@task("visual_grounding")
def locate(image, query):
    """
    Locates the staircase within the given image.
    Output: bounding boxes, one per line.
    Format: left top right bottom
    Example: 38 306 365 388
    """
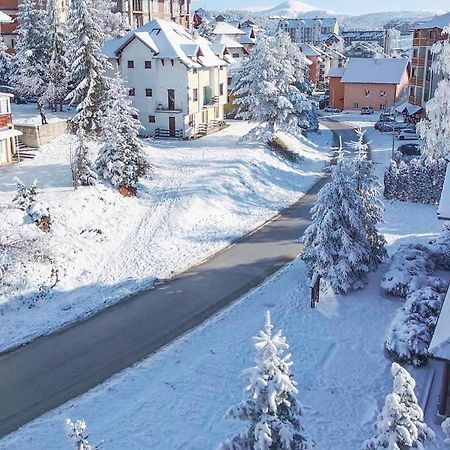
12 139 39 162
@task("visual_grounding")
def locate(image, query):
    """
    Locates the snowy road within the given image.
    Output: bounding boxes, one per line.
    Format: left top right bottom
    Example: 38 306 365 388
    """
0 120 359 438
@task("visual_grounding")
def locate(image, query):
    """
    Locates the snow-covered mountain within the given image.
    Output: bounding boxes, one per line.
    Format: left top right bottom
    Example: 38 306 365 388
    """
343 10 435 30
259 0 337 18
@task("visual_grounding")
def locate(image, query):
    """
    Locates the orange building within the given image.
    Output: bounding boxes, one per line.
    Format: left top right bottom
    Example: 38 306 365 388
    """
327 67 345 109
329 58 409 111
1 1 18 52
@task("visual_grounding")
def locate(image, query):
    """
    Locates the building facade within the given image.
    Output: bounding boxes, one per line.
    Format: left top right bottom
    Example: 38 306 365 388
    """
0 92 22 165
104 19 229 139
1 1 19 52
277 17 339 44
342 30 394 54
408 12 450 107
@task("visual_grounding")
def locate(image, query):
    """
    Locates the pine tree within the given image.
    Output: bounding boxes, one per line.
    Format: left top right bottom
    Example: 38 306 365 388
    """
66 419 95 450
442 417 450 445
0 38 12 86
417 25 450 161
66 0 110 133
234 32 316 143
384 160 398 200
93 0 128 39
396 161 410 202
96 74 147 191
302 152 371 294
218 311 313 450
44 0 68 112
349 129 387 270
12 0 51 99
362 363 435 449
70 129 98 188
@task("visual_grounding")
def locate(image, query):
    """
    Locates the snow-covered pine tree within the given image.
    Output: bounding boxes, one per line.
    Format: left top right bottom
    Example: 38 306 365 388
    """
12 177 37 210
96 74 147 192
349 129 386 270
0 38 12 86
384 159 398 200
442 417 450 445
408 157 433 204
396 160 410 202
362 362 435 449
234 32 315 143
12 0 51 99
93 0 128 39
44 0 68 112
302 151 371 294
65 0 111 134
67 419 95 450
417 25 450 161
218 311 313 450
70 129 98 188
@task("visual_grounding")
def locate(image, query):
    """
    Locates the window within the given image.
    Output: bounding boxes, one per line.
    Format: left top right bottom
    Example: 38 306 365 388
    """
145 60 152 69
149 115 156 123
168 89 175 110
232 53 240 58
380 104 385 110
353 102 359 109
188 115 194 127
127 60 134 68
193 68 198 74
219 83 224 96
380 90 386 97
171 59 174 66
128 88 135 96
145 88 153 97
193 88 198 102
364 89 371 97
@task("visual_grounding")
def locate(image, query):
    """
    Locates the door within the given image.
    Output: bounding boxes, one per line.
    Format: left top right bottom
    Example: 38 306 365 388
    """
169 117 176 137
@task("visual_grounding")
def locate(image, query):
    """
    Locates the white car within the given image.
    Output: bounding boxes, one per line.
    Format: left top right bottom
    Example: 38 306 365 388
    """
397 129 419 140
324 107 342 113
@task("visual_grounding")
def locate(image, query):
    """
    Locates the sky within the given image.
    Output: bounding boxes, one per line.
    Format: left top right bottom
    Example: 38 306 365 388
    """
192 0 450 15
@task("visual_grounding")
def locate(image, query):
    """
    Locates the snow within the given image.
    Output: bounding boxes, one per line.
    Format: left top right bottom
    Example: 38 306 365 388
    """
0 120 331 352
327 67 345 78
416 11 450 30
430 286 450 361
212 21 246 36
341 58 409 85
11 102 74 126
0 11 12 23
1 115 447 450
261 1 336 18
438 165 450 221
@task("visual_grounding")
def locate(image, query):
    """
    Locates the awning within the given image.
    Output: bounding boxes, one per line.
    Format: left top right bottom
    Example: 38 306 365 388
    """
394 102 423 116
0 128 23 140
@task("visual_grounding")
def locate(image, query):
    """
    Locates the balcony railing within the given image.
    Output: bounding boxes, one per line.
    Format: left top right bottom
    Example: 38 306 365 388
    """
409 76 423 87
408 95 422 106
154 128 183 139
155 104 183 113
411 57 426 67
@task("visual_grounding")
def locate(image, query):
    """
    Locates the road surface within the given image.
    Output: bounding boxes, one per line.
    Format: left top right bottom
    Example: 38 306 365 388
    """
0 118 358 438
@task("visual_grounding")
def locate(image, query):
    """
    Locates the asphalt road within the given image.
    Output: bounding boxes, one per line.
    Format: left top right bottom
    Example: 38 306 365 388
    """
0 118 358 438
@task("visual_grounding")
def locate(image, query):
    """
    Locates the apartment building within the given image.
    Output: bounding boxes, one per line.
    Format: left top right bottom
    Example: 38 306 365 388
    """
408 12 450 107
277 17 339 44
342 30 394 54
104 19 230 139
118 0 191 30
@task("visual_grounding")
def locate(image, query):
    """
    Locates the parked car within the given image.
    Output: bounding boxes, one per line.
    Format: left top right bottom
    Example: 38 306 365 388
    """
397 129 419 140
392 122 414 132
379 113 395 122
361 106 374 115
374 121 394 131
397 143 421 156
324 106 342 113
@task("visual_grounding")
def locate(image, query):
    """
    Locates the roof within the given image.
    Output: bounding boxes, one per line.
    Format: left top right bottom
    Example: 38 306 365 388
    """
215 34 243 49
429 286 450 360
342 30 386 39
341 58 408 84
212 21 245 36
327 67 345 78
103 19 228 69
416 12 450 30
239 34 256 45
394 101 423 116
438 164 450 221
278 17 338 29
0 11 12 23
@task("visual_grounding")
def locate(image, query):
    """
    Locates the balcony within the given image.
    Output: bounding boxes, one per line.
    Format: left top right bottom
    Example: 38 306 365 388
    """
412 57 426 67
408 95 422 106
409 76 424 87
0 113 12 129
155 104 183 113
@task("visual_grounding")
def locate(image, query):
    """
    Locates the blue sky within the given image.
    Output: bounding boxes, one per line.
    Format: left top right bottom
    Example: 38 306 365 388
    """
192 0 450 15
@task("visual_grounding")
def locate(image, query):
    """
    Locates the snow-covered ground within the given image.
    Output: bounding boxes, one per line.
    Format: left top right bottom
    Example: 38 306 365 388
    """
2 116 447 449
11 102 75 125
0 120 331 352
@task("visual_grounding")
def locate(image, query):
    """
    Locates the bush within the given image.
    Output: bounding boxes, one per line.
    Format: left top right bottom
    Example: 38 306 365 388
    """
385 287 445 366
12 178 37 210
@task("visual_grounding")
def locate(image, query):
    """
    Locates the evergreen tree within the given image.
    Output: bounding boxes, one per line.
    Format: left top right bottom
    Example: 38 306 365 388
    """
66 0 110 133
302 151 371 294
417 25 450 161
70 129 98 188
218 312 313 450
94 0 128 39
234 32 316 143
66 419 95 450
362 363 435 449
96 74 147 191
384 160 398 200
442 417 450 445
396 161 410 202
349 129 386 270
44 0 68 112
0 38 12 86
12 0 51 99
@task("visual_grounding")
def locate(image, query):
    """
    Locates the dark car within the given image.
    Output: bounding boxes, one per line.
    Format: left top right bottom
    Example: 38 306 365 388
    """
361 106 374 115
374 121 394 131
397 144 421 156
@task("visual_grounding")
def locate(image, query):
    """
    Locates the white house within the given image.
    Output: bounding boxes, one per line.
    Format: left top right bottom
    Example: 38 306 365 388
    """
0 93 22 165
103 19 231 139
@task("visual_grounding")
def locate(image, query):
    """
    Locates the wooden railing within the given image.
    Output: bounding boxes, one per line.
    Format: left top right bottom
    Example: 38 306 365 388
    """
411 57 426 67
408 95 422 106
409 76 423 87
154 128 183 139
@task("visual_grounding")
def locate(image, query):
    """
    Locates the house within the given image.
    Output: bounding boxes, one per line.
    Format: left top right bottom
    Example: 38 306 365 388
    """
342 30 394 54
117 0 191 30
0 92 22 165
344 41 388 59
103 19 230 139
299 43 333 88
408 11 450 107
327 67 346 109
329 58 409 111
277 17 339 44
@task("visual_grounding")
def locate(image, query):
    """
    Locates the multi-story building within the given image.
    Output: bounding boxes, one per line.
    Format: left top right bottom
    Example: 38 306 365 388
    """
104 19 230 139
277 17 339 44
408 12 450 107
342 30 394 54
117 0 191 30
0 92 22 165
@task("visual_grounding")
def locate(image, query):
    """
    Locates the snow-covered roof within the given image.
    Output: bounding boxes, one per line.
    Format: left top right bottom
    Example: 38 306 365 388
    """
299 43 321 57
0 128 22 140
278 17 338 29
342 30 386 39
103 19 228 69
416 12 450 30
327 67 345 78
394 102 423 116
239 34 256 45
0 11 12 23
212 21 245 36
215 34 243 49
341 58 408 84
438 164 450 221
429 286 450 360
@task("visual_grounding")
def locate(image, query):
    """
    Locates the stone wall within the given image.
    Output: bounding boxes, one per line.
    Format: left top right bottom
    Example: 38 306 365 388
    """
14 121 67 148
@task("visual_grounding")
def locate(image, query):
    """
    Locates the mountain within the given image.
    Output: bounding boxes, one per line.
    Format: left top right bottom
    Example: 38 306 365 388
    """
343 10 435 30
259 0 338 18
